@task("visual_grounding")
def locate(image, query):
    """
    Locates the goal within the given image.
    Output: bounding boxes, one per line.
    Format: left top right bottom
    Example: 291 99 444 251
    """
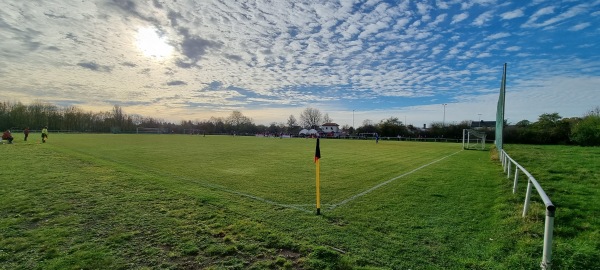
462 129 486 150
136 127 162 134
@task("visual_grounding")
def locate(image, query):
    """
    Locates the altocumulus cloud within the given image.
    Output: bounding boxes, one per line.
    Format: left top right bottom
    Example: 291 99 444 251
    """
167 80 187 86
77 62 113 72
0 0 598 126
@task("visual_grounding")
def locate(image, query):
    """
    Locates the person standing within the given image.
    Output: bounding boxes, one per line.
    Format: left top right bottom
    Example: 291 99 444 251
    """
24 127 30 141
41 126 48 143
375 133 380 144
2 130 14 144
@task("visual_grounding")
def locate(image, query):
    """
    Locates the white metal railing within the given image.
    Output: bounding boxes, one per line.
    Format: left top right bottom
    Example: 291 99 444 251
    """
500 149 556 270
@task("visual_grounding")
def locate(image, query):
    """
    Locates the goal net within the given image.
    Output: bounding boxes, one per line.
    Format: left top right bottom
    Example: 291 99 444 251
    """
463 129 486 150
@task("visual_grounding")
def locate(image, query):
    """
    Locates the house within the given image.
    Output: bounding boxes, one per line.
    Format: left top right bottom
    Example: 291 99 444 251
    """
320 123 340 137
470 120 496 129
299 123 341 137
320 123 339 133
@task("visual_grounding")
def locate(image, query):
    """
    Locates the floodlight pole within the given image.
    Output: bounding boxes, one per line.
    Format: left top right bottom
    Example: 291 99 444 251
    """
478 113 482 127
442 104 447 127
352 110 355 134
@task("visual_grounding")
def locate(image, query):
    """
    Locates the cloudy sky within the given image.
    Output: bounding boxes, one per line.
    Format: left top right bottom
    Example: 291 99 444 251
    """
1 0 599 127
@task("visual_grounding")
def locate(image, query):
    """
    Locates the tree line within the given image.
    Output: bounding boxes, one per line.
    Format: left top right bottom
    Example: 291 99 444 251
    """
505 110 600 146
358 110 599 146
1 100 598 146
0 101 161 133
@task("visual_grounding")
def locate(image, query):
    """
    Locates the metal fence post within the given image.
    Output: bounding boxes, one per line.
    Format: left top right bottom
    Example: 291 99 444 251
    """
541 206 556 270
513 167 519 194
523 179 533 217
501 150 555 270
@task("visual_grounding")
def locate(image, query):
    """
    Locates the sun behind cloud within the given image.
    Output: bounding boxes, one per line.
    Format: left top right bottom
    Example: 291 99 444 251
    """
135 26 173 58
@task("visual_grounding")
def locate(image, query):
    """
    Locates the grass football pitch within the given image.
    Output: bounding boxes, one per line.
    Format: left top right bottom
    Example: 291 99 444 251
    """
1 134 598 269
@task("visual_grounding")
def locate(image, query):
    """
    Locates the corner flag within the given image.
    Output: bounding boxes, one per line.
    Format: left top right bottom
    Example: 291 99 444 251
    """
315 138 321 215
314 138 321 162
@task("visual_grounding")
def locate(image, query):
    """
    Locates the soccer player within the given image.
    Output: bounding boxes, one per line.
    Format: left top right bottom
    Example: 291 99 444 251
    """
24 127 30 141
41 126 48 143
2 130 14 144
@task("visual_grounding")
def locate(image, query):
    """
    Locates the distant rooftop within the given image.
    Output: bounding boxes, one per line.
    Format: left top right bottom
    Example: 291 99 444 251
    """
471 120 495 128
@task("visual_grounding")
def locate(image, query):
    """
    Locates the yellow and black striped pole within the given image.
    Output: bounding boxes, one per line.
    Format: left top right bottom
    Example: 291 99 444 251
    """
315 138 321 215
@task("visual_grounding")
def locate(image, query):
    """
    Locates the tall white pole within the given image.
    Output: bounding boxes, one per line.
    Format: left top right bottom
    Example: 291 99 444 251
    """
443 104 447 127
462 129 465 149
352 110 355 134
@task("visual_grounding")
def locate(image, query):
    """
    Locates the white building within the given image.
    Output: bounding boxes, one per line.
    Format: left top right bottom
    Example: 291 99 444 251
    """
320 123 340 137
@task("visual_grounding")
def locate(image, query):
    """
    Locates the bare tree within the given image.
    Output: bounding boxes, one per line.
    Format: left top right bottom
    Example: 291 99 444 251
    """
226 110 253 133
323 113 333 123
226 110 251 127
112 105 124 128
130 114 144 126
300 107 322 129
287 114 297 129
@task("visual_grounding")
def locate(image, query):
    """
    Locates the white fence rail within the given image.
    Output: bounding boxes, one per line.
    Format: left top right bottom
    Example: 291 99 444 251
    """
500 149 556 270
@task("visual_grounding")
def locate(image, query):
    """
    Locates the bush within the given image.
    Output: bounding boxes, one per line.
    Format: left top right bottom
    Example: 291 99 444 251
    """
571 114 600 146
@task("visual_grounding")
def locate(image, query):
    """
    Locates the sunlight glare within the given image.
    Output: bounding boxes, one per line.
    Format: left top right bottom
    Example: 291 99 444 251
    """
135 27 173 58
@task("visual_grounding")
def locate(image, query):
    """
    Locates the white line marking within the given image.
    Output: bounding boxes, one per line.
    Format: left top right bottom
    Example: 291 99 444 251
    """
131 164 315 213
222 189 314 213
328 150 463 210
62 147 462 214
62 148 315 213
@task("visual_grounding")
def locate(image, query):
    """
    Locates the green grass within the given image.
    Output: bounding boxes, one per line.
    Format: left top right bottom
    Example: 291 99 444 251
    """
503 144 600 270
0 134 596 269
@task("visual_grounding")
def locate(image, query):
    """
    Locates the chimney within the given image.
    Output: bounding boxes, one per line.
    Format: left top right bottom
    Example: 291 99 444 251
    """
423 124 426 129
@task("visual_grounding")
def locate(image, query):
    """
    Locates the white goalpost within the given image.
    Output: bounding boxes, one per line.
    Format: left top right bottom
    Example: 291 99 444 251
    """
462 129 486 150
